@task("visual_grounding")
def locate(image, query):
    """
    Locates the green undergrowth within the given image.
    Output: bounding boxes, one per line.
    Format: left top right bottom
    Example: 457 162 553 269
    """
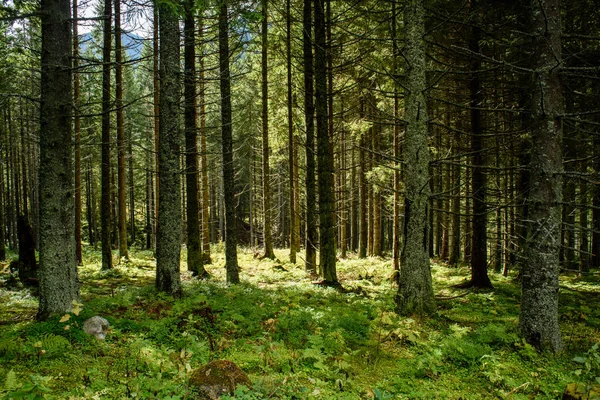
1 247 599 399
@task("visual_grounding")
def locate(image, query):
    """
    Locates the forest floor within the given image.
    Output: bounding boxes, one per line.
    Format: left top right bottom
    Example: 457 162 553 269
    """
0 245 599 399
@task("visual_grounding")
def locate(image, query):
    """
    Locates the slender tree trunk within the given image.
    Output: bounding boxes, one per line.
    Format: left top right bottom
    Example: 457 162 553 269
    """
396 0 435 315
468 11 491 288
315 0 336 283
128 125 135 244
392 0 400 276
198 16 211 263
115 0 128 260
0 117 5 261
184 0 206 278
304 0 316 273
73 0 82 265
219 2 240 283
261 0 274 259
156 0 182 297
287 0 297 264
37 0 79 319
101 0 112 270
152 5 159 252
592 129 600 268
519 0 564 353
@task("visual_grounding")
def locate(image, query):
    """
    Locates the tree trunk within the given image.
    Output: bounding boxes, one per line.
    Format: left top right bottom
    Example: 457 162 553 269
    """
74 1 82 264
315 0 337 283
519 0 564 353
184 0 206 278
219 1 240 283
261 0 274 259
287 0 297 264
396 0 435 316
37 0 79 319
156 0 183 297
304 0 317 273
115 0 128 261
468 12 492 288
101 0 112 270
198 16 211 263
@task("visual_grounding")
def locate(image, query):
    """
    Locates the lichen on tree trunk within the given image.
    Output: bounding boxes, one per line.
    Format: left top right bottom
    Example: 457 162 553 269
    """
519 0 564 353
396 0 435 316
156 0 182 297
37 0 79 320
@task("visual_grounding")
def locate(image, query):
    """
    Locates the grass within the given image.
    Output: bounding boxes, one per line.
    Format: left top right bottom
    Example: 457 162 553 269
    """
1 245 599 399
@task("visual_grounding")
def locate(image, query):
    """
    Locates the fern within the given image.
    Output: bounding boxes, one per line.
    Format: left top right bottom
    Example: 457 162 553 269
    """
37 333 71 355
0 338 21 357
3 370 20 393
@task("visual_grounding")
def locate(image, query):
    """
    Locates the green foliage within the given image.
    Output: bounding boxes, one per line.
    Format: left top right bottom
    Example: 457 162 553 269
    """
3 375 52 400
573 343 600 385
0 247 598 399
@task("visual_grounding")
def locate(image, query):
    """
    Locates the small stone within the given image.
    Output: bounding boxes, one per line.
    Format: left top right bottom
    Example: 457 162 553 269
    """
189 360 251 399
83 316 110 340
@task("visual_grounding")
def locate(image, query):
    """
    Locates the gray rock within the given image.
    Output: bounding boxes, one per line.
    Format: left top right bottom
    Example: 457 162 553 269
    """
83 316 110 339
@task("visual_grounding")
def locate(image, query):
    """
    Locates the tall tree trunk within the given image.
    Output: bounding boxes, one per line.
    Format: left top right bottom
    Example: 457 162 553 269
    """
115 0 128 261
37 0 79 319
128 124 135 244
184 0 206 278
592 128 600 268
468 10 491 288
219 1 240 283
73 0 82 265
152 4 159 252
519 0 563 353
101 0 112 270
396 0 435 315
287 0 297 264
0 116 5 261
315 0 336 283
261 0 274 259
198 15 211 263
156 0 182 297
392 0 400 277
304 0 316 273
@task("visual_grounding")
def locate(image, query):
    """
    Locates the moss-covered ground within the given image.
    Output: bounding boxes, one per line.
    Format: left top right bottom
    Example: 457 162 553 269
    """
1 245 599 399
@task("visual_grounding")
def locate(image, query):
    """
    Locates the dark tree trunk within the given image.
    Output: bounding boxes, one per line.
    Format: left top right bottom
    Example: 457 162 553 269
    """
519 0 564 353
261 0 274 259
156 0 183 297
101 0 112 270
315 0 336 283
73 0 82 265
115 0 128 261
396 0 435 316
468 11 492 288
198 16 211 263
37 0 79 319
184 0 206 278
287 0 297 264
219 1 240 283
17 216 37 286
304 0 317 273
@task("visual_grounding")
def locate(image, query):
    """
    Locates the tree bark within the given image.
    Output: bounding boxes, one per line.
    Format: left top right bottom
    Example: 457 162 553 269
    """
261 0 274 259
519 0 564 353
198 15 211 263
219 1 240 283
304 0 317 273
468 9 491 288
101 0 113 270
287 0 297 264
115 0 128 261
156 0 182 297
73 0 82 265
396 0 435 316
37 0 79 319
184 0 206 278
